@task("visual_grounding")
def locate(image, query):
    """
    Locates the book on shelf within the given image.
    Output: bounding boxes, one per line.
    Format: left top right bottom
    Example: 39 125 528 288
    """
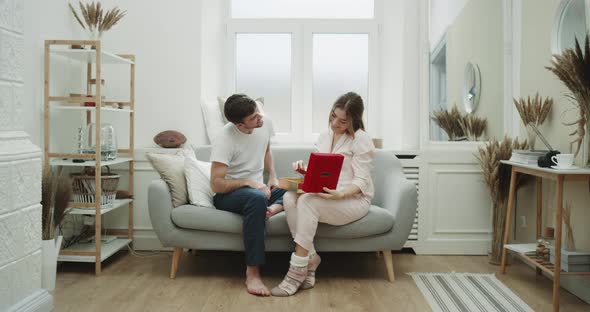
547 260 590 272
548 246 590 264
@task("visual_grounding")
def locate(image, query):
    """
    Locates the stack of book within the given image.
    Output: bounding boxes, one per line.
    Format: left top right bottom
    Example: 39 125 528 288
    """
509 150 547 165
548 246 590 272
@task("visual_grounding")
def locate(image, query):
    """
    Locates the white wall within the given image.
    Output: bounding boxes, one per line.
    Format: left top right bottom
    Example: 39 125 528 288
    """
24 0 420 249
25 0 206 150
1 0 51 310
516 0 590 302
379 0 421 150
94 0 205 149
429 0 470 48
120 0 421 246
24 1 204 246
446 0 504 140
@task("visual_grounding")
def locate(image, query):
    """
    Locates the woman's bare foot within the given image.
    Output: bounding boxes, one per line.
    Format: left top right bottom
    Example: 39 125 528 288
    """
246 266 270 296
266 204 284 219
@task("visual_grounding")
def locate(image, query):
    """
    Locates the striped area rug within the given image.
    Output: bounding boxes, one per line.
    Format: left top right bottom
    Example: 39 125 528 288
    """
409 273 533 312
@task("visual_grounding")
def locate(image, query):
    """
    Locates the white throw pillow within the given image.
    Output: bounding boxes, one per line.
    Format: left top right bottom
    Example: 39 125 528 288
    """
201 97 226 143
185 157 215 208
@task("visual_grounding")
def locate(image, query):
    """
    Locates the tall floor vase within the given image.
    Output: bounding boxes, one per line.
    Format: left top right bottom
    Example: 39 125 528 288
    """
489 201 507 265
41 235 62 291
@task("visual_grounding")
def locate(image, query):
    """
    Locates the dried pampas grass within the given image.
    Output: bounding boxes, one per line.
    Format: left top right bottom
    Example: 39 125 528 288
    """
459 113 488 141
514 94 553 150
546 34 590 159
563 202 576 251
477 136 528 264
41 166 73 240
514 94 553 126
69 1 126 38
431 105 465 140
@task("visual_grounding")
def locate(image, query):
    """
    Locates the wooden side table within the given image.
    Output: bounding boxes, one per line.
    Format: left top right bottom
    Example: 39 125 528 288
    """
499 160 590 312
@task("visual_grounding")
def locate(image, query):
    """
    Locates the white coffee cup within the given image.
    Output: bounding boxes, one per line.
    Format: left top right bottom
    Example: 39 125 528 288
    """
551 153 574 168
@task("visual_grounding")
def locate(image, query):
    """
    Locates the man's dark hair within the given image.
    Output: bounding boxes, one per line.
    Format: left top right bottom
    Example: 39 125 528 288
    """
224 94 257 124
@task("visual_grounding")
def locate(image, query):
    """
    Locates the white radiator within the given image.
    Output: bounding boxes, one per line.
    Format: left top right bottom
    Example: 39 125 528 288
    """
396 152 420 245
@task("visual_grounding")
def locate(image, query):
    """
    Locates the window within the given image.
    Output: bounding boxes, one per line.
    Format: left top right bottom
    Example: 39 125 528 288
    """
312 34 369 133
235 34 292 131
228 0 378 143
232 0 374 19
429 34 447 141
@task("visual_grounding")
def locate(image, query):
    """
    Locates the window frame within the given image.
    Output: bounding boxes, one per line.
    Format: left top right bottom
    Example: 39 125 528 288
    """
227 2 380 144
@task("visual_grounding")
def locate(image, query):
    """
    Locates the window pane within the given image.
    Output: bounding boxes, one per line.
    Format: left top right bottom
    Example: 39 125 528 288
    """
232 0 374 19
312 34 368 133
236 33 292 132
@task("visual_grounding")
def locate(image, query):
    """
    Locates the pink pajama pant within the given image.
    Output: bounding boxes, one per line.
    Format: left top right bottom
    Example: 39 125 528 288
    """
283 191 371 251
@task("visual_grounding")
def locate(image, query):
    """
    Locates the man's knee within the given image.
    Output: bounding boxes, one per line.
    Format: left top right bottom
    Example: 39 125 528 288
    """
244 189 268 214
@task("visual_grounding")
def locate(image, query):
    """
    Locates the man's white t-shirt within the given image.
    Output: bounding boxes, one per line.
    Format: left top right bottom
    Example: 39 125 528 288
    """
210 117 274 185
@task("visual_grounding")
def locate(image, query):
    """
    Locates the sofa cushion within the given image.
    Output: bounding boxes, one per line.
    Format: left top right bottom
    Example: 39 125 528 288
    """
184 157 215 208
146 150 194 208
171 204 394 239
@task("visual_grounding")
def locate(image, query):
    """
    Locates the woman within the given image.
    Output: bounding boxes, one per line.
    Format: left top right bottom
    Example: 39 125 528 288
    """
271 92 375 297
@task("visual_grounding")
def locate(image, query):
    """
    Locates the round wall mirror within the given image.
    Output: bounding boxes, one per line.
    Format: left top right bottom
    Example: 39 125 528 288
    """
552 0 589 54
463 62 481 113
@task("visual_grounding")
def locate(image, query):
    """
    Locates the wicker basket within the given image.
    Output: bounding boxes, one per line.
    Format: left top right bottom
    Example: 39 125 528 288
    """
71 167 120 208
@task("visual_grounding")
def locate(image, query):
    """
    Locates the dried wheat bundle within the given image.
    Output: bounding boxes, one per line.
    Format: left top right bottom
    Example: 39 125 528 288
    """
563 202 576 251
546 34 590 157
41 167 73 240
431 105 465 140
513 93 553 126
459 113 487 141
477 136 528 264
69 1 126 37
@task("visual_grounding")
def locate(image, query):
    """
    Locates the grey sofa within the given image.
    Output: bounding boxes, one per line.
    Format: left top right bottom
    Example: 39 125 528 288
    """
148 146 417 282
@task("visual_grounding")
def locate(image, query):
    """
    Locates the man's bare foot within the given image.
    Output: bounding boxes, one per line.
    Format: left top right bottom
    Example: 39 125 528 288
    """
246 266 270 296
266 204 284 219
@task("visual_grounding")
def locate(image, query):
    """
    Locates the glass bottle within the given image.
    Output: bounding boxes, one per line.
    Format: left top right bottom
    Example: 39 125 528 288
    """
81 123 118 161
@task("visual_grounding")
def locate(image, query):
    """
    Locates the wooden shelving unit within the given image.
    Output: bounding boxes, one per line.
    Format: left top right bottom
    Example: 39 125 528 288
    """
505 244 590 277
500 161 590 311
44 40 135 275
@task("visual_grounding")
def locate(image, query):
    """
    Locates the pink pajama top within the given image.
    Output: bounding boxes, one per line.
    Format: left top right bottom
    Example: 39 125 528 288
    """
314 129 376 201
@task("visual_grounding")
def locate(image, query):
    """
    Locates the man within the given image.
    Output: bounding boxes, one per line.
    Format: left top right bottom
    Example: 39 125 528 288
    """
210 94 286 296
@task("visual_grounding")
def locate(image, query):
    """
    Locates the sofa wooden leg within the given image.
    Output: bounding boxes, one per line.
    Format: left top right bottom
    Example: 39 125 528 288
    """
170 247 182 279
381 250 395 282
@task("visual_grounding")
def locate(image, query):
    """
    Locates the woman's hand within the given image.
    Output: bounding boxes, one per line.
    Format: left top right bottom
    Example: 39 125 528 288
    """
292 160 307 174
318 187 344 200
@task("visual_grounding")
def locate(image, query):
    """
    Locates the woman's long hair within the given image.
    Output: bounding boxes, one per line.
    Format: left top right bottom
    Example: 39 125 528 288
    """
330 92 365 137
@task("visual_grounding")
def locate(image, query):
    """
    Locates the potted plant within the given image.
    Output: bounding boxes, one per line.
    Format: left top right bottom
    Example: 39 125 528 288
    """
41 166 72 291
68 1 126 41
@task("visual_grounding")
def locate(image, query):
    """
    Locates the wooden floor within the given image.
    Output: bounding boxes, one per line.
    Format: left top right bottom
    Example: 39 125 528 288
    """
54 250 590 312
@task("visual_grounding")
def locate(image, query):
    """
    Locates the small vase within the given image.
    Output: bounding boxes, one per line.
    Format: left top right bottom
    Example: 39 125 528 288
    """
564 227 576 251
581 121 590 167
41 235 63 291
489 200 507 265
86 29 102 49
525 125 537 151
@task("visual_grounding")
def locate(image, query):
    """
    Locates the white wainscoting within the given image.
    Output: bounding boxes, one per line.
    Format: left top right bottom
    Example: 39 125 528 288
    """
414 145 492 255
